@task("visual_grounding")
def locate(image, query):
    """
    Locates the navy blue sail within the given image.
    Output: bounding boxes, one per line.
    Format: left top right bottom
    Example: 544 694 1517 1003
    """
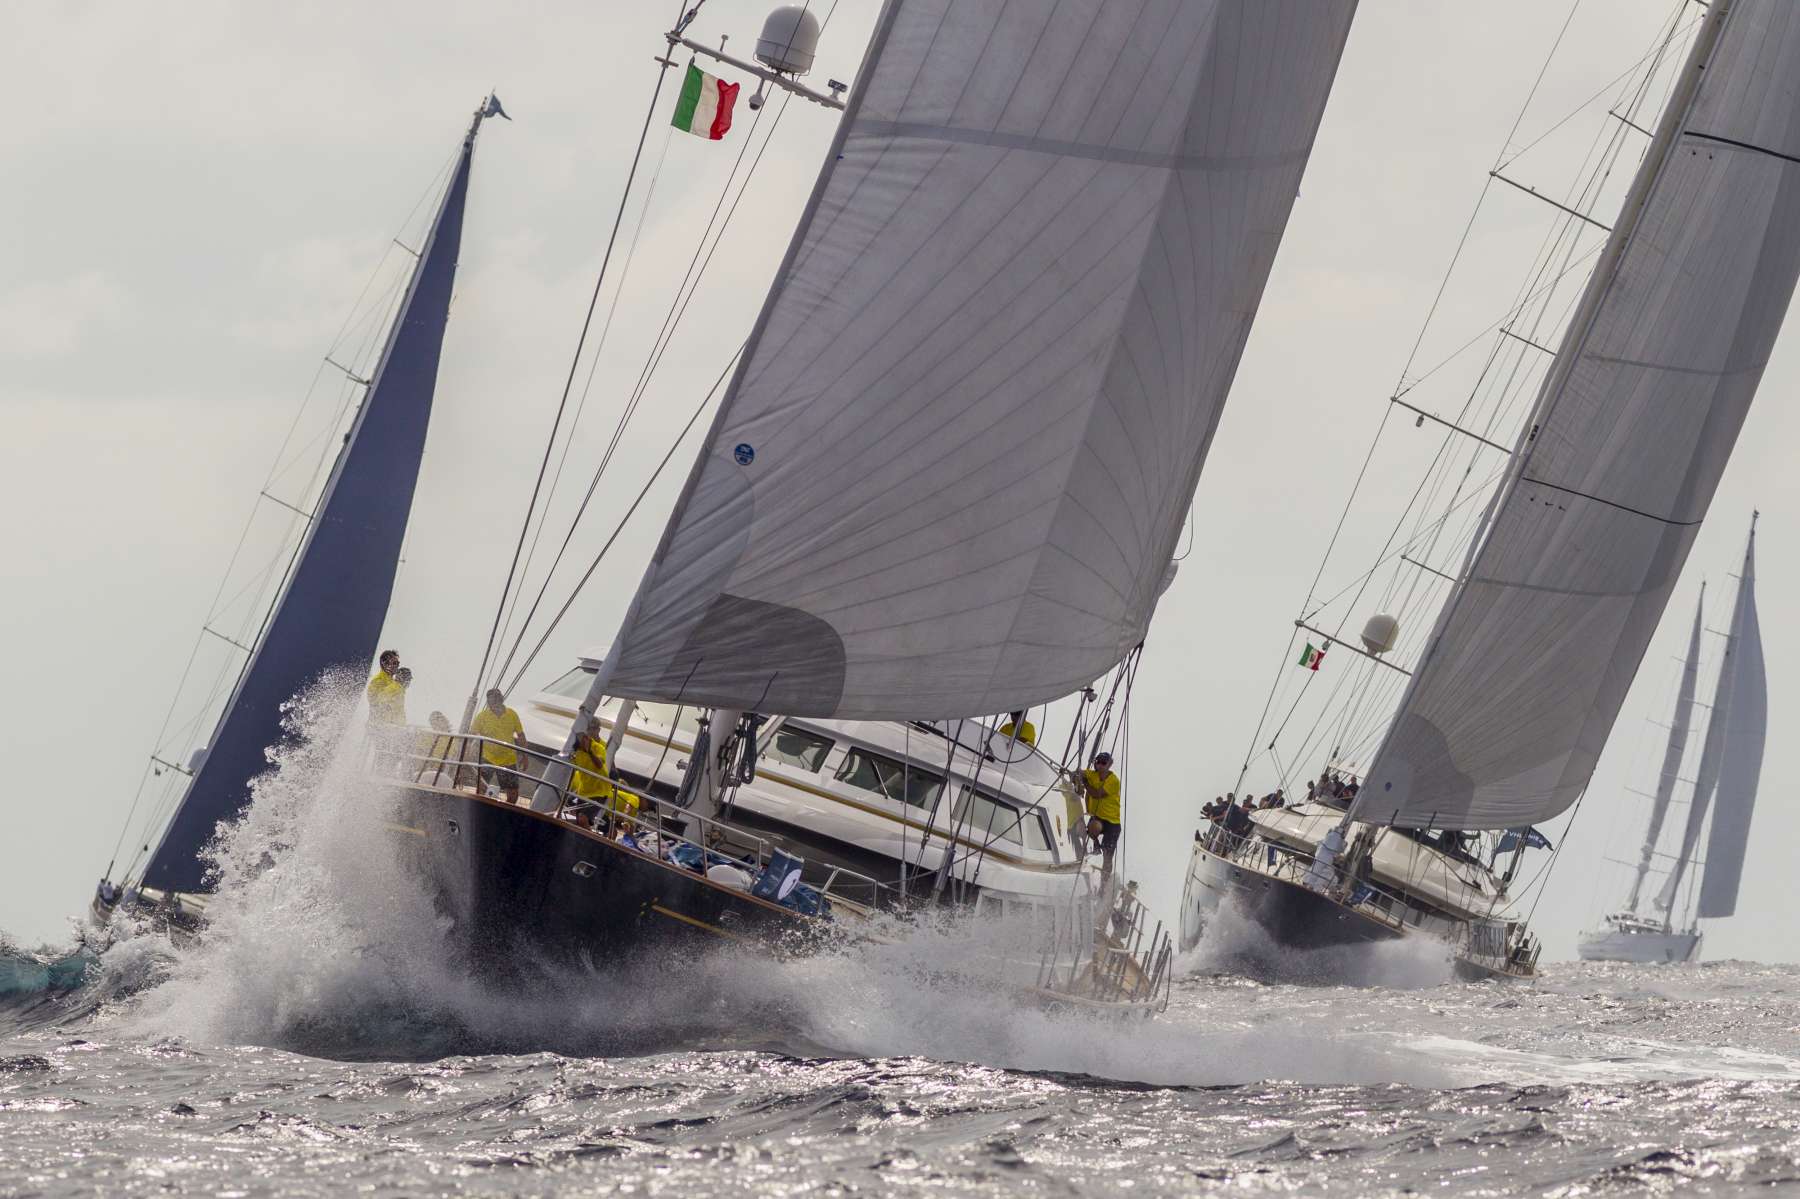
141 108 488 895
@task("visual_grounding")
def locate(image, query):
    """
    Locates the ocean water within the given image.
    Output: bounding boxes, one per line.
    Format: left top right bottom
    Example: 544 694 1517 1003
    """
6 690 1799 1195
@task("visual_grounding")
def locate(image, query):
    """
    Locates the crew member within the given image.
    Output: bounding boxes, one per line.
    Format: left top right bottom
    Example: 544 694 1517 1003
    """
1081 751 1123 881
366 650 406 725
571 717 635 830
470 688 529 803
998 710 1037 747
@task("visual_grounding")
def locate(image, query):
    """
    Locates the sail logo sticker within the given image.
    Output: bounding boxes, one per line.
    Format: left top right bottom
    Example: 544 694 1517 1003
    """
733 443 755 466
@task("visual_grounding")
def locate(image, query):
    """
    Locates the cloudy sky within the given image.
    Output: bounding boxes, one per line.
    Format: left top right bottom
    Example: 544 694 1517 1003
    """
4 1 1791 965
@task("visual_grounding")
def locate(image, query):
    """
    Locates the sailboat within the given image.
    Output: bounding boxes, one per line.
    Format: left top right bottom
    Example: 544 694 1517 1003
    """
1579 517 1766 964
1182 0 1800 980
99 0 1359 1013
94 98 498 928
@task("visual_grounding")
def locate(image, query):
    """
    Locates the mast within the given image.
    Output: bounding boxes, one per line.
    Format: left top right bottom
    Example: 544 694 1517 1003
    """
1351 0 1800 833
1625 584 1705 914
138 102 495 894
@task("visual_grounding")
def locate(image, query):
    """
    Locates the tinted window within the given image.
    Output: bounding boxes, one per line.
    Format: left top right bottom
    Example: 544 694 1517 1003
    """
764 726 834 772
954 790 1024 847
836 749 943 810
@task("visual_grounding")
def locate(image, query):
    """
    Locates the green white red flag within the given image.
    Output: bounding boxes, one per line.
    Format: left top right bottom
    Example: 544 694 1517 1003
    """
1298 643 1326 671
672 63 739 141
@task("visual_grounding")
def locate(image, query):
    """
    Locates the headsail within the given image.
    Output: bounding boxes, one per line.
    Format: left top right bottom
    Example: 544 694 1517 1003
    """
1625 586 1704 913
140 109 488 894
599 0 1358 719
1356 0 1800 831
1696 523 1765 917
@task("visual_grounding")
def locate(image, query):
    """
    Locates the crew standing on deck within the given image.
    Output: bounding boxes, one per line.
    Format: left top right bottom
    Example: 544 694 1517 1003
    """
366 650 406 725
571 716 635 831
1081 751 1123 883
471 688 529 803
999 710 1037 747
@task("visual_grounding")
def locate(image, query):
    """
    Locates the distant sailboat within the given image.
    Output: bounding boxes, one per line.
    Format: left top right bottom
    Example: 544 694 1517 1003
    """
1184 0 1800 979
1580 516 1766 963
96 101 499 921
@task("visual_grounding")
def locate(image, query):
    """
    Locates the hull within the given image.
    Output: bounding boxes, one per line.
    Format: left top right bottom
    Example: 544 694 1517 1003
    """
388 785 824 980
1577 925 1702 964
1181 838 1533 984
386 780 1170 1013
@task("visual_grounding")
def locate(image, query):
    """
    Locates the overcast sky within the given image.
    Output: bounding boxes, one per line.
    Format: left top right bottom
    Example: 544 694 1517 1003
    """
4 1 1791 966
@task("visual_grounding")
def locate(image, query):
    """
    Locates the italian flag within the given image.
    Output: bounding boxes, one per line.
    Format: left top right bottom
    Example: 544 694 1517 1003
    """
1298 643 1326 671
672 63 740 141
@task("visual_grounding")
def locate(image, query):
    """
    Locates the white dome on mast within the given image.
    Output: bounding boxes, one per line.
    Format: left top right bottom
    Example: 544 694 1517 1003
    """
1360 613 1399 655
757 6 822 76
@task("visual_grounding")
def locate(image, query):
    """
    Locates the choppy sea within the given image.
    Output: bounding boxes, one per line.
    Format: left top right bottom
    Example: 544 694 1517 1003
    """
8 698 1799 1196
6 929 1800 1196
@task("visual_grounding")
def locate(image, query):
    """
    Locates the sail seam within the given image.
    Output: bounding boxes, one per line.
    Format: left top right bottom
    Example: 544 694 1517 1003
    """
1516 475 1703 527
854 120 1311 173
1685 129 1800 167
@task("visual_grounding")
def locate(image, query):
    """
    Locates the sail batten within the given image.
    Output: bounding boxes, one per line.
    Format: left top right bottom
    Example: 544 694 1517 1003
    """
602 0 1358 719
140 113 486 895
1356 0 1800 831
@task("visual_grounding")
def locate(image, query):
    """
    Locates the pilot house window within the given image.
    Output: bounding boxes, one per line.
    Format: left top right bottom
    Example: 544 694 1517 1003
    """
763 726 835 772
836 748 943 810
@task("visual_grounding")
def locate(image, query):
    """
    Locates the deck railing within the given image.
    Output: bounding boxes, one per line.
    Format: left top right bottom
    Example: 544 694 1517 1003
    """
370 728 899 912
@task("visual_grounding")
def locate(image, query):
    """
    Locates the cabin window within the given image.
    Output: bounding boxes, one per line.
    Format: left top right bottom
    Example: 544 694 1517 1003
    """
1022 810 1054 856
953 789 1025 848
545 667 595 699
835 749 943 810
763 726 834 772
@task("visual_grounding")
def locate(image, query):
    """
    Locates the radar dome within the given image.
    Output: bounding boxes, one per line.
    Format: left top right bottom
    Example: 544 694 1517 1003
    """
757 6 822 75
1360 613 1399 655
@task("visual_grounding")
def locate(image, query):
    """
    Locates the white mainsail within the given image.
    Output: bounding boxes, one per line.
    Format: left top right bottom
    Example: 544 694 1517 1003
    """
1695 523 1765 918
1355 0 1800 831
1625 586 1704 913
599 0 1357 719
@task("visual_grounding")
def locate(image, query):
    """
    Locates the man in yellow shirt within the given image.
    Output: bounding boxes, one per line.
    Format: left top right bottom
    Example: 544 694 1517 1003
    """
366 650 406 725
470 688 528 803
570 716 636 830
998 709 1037 747
1081 750 1123 881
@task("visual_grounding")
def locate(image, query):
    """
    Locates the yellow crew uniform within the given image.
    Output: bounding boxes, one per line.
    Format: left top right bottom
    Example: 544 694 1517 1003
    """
998 719 1037 746
366 671 406 725
1081 768 1122 824
470 705 524 767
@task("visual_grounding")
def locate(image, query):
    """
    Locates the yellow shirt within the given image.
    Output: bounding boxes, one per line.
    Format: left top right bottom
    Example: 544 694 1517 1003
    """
1081 768 1122 824
470 705 524 766
366 671 405 725
998 719 1037 747
570 740 615 802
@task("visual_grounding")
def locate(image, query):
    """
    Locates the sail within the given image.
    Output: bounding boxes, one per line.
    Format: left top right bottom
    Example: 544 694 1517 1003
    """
1697 527 1765 917
140 112 485 894
1625 587 1704 912
1356 0 1800 831
600 0 1358 719
1655 524 1758 913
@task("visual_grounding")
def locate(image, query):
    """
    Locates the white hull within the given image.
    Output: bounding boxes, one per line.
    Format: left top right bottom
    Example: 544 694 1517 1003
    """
1576 925 1701 964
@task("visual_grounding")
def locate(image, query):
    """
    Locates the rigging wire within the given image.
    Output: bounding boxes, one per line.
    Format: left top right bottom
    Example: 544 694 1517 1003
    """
107 147 461 879
1234 1 1691 795
494 87 796 688
468 54 681 709
501 345 744 691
